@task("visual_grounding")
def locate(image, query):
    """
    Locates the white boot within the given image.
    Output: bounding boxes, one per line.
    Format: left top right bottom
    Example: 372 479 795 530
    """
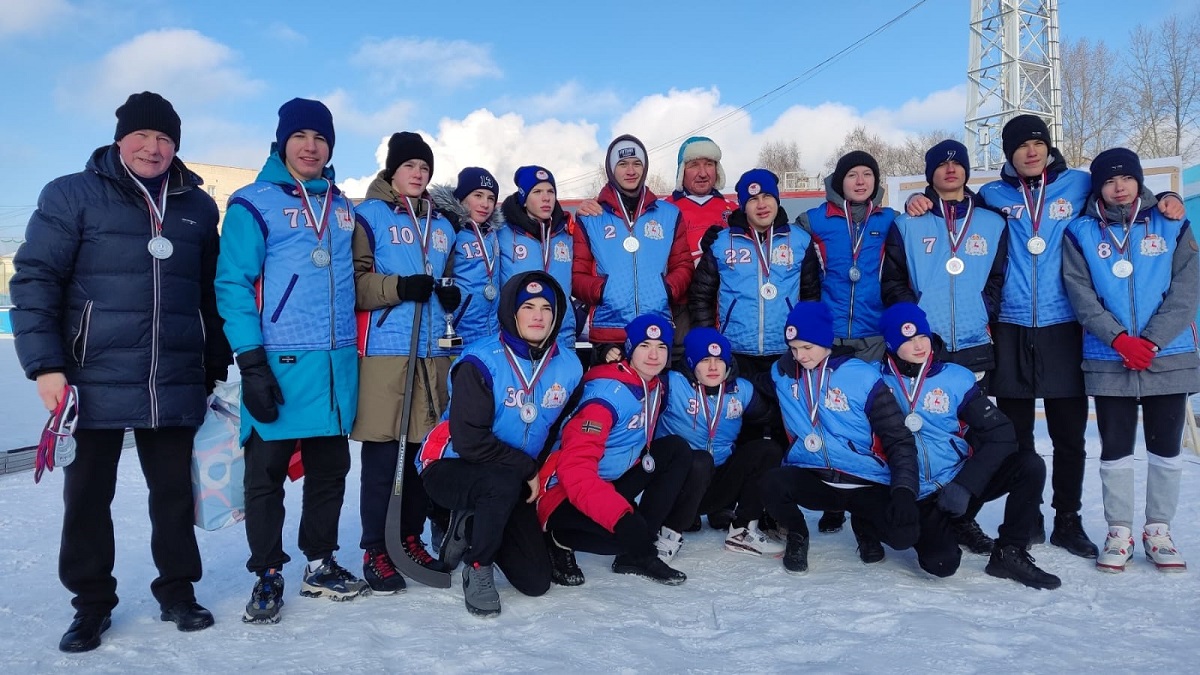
1096 526 1134 573
725 520 786 557
655 526 684 563
1143 523 1187 572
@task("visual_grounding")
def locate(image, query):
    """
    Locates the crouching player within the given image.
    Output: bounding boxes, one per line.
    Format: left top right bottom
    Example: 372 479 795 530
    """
656 327 785 557
878 303 1060 589
418 272 584 617
537 315 697 586
760 302 921 574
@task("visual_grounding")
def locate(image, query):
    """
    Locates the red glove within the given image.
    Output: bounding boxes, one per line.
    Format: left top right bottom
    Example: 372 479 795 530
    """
1112 333 1155 370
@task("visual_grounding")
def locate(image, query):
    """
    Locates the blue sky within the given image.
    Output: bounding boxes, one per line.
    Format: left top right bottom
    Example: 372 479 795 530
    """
0 0 1193 244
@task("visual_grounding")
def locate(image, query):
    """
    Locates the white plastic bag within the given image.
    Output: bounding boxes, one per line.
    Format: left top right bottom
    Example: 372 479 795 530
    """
191 380 245 530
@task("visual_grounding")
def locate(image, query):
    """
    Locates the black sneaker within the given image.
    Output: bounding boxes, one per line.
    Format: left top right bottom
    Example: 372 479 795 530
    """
439 510 474 570
818 511 846 534
301 557 370 600
855 531 885 564
1050 512 1099 559
59 614 111 653
243 570 285 624
783 531 810 574
985 544 1062 590
707 508 736 531
611 553 687 585
546 533 585 586
159 601 215 632
403 535 452 573
952 517 995 555
363 548 407 594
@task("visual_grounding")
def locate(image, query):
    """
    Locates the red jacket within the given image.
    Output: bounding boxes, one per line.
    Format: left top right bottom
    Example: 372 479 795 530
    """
666 190 737 264
536 361 663 531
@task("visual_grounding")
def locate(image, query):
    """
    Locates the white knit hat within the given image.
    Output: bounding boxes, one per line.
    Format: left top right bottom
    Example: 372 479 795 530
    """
675 136 725 192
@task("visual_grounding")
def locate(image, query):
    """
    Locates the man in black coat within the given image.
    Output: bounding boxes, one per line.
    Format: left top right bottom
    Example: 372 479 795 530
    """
11 92 231 653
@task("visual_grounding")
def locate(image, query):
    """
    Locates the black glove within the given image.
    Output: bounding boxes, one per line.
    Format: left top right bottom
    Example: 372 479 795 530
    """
700 224 722 253
235 347 285 423
613 512 656 559
937 481 972 518
434 283 462 312
885 488 921 550
395 274 435 302
204 365 229 397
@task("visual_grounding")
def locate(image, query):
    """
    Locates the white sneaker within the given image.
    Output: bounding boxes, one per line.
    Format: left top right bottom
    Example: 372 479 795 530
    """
1143 523 1187 572
1096 526 1134 573
725 521 787 557
655 526 684 563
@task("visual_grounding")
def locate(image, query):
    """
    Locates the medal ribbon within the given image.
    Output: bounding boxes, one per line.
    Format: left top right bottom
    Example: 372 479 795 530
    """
615 187 647 242
540 223 553 272
842 200 873 268
1019 172 1048 238
502 341 557 403
798 357 829 428
750 225 774 283
941 199 975 256
640 376 662 448
124 159 169 237
694 383 726 442
886 355 931 414
296 179 334 243
1098 196 1142 256
402 196 434 273
469 221 497 280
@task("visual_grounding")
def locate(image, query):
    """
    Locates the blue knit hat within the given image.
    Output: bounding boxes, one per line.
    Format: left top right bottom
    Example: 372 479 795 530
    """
276 98 335 158
735 169 780 211
924 139 970 185
453 167 499 202
514 165 556 207
1089 147 1143 199
880 302 931 353
624 314 674 356
515 277 556 311
783 302 833 348
684 327 732 371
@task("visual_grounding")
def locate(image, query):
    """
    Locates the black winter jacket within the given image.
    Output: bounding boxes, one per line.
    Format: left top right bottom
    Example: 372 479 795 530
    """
11 144 231 429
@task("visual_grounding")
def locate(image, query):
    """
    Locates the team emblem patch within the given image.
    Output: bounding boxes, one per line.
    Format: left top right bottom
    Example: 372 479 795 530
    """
646 325 662 339
526 281 543 293
1141 233 1168 256
542 383 568 409
824 387 850 412
432 228 449 253
336 208 354 231
644 219 664 240
771 243 793 266
535 169 549 181
922 387 951 414
964 233 988 256
726 396 743 419
785 326 798 341
1048 198 1074 220
708 342 722 356
554 240 571 262
748 183 761 196
901 322 917 338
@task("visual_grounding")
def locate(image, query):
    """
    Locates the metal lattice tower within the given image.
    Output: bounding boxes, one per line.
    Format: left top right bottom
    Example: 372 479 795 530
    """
965 0 1063 171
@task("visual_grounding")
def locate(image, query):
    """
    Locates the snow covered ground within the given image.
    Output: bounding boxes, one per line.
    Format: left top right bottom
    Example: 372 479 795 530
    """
2 335 1199 672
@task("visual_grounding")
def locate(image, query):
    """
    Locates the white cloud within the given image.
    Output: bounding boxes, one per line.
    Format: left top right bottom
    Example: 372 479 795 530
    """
863 84 967 133
351 37 501 90
61 29 263 112
494 81 622 119
0 0 71 37
320 89 415 138
267 23 306 43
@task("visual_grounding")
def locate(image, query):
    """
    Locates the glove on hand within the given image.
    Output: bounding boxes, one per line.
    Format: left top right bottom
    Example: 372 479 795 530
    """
1112 333 1155 371
395 274 435 302
235 348 284 423
434 283 462 312
885 488 921 550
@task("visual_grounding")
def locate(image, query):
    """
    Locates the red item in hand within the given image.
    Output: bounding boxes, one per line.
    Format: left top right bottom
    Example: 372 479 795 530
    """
1112 333 1155 371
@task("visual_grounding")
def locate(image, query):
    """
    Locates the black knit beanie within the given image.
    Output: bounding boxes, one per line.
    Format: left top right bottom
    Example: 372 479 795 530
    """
114 92 181 150
385 132 434 181
831 151 880 199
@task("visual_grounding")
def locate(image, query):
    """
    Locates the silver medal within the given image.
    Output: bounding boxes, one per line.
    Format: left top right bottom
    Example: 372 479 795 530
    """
147 236 173 259
1026 236 1047 255
1112 260 1133 279
848 266 862 282
425 261 434 276
945 257 965 276
520 402 538 423
803 433 823 452
760 282 778 300
311 247 331 268
623 236 640 253
55 435 76 467
904 413 924 432
483 283 497 301
641 454 656 473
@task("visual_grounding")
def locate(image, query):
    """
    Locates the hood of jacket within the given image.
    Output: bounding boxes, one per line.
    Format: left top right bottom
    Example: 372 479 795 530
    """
256 144 340 195
500 192 569 239
429 183 504 232
498 269 568 360
823 172 887 209
999 146 1070 188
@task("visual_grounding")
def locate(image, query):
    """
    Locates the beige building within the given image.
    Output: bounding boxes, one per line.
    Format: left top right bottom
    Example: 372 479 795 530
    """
188 162 259 229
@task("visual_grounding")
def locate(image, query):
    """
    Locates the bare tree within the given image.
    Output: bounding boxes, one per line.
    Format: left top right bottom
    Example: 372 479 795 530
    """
644 173 673 195
1059 37 1127 166
1125 13 1200 160
826 126 961 178
756 140 803 177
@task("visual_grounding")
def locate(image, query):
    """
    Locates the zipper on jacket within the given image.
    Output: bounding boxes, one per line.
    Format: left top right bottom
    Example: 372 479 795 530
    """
198 309 207 370
73 300 94 367
757 263 765 355
149 256 161 427
1129 258 1140 400
949 274 957 351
